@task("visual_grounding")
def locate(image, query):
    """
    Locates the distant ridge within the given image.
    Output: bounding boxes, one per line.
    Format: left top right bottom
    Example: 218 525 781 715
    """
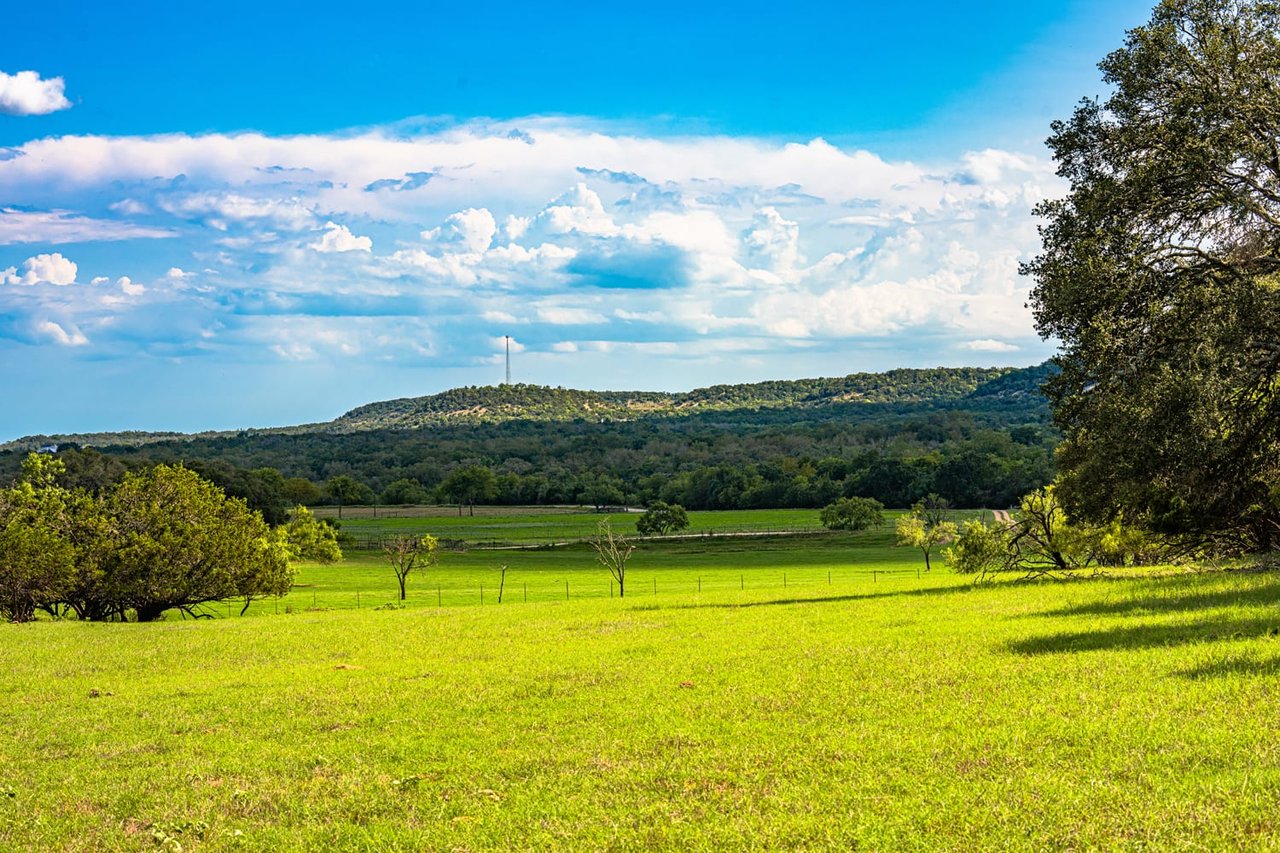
1 363 1053 453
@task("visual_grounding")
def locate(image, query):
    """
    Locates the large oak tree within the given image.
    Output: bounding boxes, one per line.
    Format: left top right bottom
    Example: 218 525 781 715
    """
1026 0 1280 549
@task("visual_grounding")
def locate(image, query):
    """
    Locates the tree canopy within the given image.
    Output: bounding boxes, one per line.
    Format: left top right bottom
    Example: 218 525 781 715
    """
636 501 690 536
1026 0 1280 550
0 457 295 622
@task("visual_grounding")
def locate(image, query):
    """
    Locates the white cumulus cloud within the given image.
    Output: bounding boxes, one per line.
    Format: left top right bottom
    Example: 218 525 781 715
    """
309 221 372 253
0 70 71 116
3 252 77 285
422 208 497 254
36 320 87 346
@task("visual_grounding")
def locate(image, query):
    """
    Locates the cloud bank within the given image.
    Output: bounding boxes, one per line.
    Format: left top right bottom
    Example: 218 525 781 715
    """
0 119 1058 383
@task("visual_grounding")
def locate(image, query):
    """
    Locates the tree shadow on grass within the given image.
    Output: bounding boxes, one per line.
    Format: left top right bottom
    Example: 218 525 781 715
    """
1035 572 1280 620
646 583 979 612
1174 652 1280 679
1006 617 1280 656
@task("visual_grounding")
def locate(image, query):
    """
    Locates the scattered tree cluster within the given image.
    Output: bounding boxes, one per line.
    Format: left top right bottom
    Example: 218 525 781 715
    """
819 496 885 531
636 501 690 536
943 487 1163 581
0 454 325 623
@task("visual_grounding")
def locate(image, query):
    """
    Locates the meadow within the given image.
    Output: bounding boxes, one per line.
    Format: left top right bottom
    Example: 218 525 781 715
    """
1 509 1278 849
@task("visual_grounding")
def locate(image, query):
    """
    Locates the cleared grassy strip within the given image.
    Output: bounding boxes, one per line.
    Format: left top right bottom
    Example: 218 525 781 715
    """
252 533 948 614
317 506 992 548
2 566 1280 849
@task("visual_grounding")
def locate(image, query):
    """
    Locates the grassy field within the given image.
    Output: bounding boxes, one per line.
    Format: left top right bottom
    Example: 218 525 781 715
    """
3 522 1280 849
312 505 992 549
255 528 938 614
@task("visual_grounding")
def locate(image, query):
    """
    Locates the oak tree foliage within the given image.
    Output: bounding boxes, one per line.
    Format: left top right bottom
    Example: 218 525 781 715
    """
1026 0 1280 549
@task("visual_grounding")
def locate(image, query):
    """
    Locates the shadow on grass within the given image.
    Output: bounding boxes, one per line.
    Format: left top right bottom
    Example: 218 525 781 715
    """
1006 617 1280 656
1036 572 1280 620
1175 652 1280 679
644 583 977 612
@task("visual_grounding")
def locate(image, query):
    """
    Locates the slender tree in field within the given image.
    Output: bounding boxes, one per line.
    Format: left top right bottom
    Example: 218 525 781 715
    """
895 511 957 573
1025 0 1280 550
591 519 634 597
383 534 438 601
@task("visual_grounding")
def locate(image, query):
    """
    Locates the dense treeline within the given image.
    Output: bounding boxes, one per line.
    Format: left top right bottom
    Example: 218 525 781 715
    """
2 381 1056 513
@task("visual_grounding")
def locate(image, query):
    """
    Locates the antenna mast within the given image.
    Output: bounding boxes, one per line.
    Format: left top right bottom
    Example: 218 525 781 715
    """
504 335 511 385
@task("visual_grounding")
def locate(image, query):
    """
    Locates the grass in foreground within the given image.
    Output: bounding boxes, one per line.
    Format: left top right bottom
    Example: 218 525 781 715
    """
3 557 1280 849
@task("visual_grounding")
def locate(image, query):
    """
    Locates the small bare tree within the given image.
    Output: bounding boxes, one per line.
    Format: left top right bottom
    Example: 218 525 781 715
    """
591 519 634 598
382 534 439 601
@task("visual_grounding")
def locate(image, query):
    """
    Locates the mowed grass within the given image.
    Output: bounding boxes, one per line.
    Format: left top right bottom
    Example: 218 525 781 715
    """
262 529 934 613
3 537 1280 848
315 506 838 546
313 506 993 547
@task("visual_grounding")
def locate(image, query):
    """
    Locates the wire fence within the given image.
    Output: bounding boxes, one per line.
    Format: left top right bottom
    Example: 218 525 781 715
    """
238 564 938 617
343 522 863 552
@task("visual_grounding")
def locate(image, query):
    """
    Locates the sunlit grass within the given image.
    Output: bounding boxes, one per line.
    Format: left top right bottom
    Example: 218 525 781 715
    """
2 534 1279 849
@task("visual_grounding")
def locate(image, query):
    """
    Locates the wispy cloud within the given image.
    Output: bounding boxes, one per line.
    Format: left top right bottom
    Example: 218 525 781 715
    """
0 208 175 245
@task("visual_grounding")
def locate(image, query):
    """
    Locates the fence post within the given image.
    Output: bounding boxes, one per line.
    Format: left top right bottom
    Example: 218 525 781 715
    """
565 580 569 600
653 577 657 595
784 572 787 588
480 585 484 605
740 574 744 591
874 570 878 583
524 582 527 603
357 591 360 608
698 577 701 593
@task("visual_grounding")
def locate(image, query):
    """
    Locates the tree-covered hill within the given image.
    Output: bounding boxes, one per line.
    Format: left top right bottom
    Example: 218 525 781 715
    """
330 366 1030 431
0 364 1057 512
2 364 1048 453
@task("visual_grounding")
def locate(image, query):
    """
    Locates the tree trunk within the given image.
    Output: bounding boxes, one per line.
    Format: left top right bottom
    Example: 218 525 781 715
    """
923 548 932 573
134 603 167 622
398 575 407 600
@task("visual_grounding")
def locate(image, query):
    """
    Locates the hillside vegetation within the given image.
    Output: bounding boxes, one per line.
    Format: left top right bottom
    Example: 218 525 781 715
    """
333 366 1036 431
1 364 1051 452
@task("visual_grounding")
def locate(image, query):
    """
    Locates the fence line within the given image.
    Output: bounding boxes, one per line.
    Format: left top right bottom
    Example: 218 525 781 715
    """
344 523 871 552
246 565 933 617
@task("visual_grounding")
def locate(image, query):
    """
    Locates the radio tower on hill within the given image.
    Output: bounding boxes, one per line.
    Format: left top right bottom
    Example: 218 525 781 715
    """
504 335 512 385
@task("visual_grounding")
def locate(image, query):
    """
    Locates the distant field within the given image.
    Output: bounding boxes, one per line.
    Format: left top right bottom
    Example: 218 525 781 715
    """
310 505 993 549
3 550 1279 849
252 531 934 613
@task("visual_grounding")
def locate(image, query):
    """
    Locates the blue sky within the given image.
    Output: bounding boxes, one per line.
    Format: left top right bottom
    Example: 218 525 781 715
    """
1 0 1154 439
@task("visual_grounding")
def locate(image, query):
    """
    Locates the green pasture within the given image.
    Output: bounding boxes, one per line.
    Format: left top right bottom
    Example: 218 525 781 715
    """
314 506 834 546
253 531 939 614
4 519 1280 849
312 505 991 548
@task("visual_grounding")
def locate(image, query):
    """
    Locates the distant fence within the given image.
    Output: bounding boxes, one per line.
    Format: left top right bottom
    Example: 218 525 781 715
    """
343 523 847 552
245 564 937 617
